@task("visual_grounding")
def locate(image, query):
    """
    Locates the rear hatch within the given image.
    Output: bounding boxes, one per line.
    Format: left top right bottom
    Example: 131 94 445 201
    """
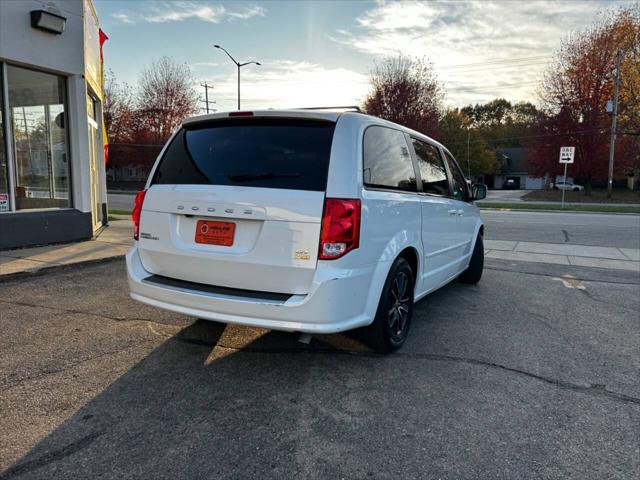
137 115 336 295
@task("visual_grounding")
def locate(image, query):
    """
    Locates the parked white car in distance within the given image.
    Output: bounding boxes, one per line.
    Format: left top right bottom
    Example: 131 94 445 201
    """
552 180 584 191
126 109 487 352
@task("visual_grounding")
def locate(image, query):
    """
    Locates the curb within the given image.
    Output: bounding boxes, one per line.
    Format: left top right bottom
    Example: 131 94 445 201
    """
479 207 640 215
0 255 125 283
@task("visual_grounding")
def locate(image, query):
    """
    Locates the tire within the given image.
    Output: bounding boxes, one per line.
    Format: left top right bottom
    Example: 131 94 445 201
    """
458 234 484 284
573 187 580 192
361 257 414 353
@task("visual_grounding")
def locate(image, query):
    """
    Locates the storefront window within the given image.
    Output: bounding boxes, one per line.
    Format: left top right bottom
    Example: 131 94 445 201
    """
0 68 8 212
7 65 70 210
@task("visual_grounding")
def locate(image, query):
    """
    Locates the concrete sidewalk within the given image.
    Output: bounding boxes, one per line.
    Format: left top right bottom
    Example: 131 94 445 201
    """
0 218 133 277
485 240 640 272
1 220 638 278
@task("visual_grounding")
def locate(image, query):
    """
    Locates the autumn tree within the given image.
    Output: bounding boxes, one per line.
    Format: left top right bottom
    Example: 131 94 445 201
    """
137 56 200 144
363 54 443 137
103 69 136 143
438 109 497 176
525 5 639 193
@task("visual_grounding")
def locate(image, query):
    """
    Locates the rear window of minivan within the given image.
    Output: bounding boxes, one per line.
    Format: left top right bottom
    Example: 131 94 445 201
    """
151 118 336 192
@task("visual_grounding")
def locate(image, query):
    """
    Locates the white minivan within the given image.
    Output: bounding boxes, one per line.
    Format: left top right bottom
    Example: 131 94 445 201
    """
126 109 487 352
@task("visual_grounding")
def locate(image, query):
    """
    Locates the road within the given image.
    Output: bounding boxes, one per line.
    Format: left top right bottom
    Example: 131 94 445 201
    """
108 193 640 250
482 210 640 249
107 192 135 211
1 257 638 479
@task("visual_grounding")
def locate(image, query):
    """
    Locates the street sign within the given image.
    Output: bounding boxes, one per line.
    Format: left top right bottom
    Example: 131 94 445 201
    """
559 146 575 164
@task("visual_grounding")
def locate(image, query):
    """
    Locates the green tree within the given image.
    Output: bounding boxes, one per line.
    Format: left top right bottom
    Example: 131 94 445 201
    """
461 99 544 148
439 109 497 176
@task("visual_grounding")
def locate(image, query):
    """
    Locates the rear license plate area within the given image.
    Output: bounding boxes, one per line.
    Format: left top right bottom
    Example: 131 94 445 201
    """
195 220 235 246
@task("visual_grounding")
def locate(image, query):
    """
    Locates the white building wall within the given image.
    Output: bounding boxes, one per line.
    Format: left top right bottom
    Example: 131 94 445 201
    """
0 0 97 215
67 75 92 213
0 0 84 76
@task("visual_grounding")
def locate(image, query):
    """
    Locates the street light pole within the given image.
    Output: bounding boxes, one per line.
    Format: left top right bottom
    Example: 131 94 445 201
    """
214 44 261 111
607 49 622 199
466 128 471 178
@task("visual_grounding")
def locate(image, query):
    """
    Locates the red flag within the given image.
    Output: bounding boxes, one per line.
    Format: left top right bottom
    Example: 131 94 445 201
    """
99 29 109 164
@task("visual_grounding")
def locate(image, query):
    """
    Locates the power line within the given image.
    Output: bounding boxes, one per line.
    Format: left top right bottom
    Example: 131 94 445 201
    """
439 55 551 70
446 127 611 146
449 81 539 93
443 61 549 75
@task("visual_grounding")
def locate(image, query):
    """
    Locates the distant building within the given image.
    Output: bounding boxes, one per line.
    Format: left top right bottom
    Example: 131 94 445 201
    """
0 0 108 249
484 147 546 190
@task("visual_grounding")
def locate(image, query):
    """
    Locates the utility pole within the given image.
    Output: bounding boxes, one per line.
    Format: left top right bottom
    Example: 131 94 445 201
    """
607 49 621 199
200 82 216 114
466 128 471 178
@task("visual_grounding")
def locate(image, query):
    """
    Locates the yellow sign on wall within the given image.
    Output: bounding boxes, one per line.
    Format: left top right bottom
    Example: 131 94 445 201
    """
84 0 102 99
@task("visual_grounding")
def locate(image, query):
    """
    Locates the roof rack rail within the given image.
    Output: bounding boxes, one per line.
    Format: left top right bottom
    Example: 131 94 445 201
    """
292 105 362 112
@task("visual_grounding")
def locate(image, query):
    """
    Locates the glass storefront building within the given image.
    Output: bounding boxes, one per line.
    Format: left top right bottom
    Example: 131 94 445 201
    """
0 0 107 249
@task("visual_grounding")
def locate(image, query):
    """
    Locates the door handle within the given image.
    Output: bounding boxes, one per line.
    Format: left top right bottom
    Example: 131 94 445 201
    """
448 209 458 216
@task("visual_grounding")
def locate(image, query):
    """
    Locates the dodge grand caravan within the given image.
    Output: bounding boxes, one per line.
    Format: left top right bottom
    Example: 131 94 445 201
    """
126 109 487 352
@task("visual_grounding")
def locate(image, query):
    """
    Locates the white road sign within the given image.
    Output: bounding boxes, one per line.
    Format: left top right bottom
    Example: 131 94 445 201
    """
559 146 575 164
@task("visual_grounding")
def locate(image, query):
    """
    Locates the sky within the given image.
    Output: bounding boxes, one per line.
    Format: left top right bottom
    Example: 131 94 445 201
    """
94 0 627 113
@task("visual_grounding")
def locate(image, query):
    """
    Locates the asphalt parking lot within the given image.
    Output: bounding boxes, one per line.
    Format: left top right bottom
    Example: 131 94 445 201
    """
1 257 638 479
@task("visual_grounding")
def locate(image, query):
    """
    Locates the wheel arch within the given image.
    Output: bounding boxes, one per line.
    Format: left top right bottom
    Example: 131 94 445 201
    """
397 246 419 283
362 232 422 326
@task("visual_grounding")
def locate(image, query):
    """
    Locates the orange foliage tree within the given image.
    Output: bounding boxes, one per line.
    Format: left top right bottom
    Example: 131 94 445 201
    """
104 59 200 179
363 54 443 137
525 5 639 192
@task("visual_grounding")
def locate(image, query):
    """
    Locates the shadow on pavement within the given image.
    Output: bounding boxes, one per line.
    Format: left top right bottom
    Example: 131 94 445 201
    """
1 321 378 479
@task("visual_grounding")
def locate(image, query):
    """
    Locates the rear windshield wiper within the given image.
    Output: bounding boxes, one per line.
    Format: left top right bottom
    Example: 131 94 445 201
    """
227 173 301 182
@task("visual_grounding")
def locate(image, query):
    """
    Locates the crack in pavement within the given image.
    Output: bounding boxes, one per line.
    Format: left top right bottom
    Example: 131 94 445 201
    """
484 265 640 286
0 340 159 393
0 298 179 329
172 337 640 407
0 430 105 479
2 298 638 407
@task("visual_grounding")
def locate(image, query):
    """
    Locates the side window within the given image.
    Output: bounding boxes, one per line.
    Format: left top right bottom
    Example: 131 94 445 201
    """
363 126 417 192
443 151 468 201
411 139 450 196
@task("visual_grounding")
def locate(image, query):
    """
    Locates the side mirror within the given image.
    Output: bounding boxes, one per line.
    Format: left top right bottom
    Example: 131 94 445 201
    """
472 183 487 201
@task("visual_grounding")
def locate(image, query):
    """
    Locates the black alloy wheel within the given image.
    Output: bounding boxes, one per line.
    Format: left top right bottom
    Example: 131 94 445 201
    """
361 257 414 352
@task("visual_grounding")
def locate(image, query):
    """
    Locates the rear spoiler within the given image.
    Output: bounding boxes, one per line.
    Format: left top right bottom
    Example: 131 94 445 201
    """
291 106 362 112
182 109 343 127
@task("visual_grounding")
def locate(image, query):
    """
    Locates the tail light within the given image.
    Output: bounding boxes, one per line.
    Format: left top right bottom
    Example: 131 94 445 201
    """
132 189 147 241
319 198 361 260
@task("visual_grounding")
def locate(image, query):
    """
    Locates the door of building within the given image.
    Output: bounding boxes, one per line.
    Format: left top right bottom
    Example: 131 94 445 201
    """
87 93 102 231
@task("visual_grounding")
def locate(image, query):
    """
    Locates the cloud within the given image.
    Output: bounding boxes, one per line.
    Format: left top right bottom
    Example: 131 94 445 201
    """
331 0 619 106
193 60 369 112
111 2 265 25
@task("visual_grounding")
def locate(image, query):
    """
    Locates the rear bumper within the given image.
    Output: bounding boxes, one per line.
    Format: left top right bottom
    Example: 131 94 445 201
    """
126 247 376 333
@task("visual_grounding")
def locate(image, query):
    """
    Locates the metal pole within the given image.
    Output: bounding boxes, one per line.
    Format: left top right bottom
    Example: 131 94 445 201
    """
561 162 568 209
607 49 621 199
1 63 17 211
466 129 471 178
204 82 209 114
237 64 241 110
